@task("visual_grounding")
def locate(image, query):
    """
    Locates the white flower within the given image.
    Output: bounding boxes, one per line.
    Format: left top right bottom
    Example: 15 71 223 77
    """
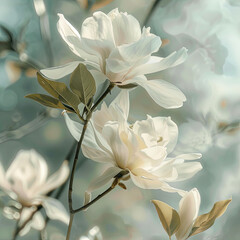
0 150 70 235
64 91 202 203
41 8 187 109
175 188 201 240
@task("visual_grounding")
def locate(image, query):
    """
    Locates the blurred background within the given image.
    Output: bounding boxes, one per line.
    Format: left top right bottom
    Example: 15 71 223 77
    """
0 0 239 239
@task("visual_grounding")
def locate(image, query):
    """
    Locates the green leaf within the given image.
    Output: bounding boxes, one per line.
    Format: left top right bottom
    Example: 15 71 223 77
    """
37 72 80 113
37 72 59 99
152 200 180 238
25 94 65 109
70 64 96 105
188 199 231 237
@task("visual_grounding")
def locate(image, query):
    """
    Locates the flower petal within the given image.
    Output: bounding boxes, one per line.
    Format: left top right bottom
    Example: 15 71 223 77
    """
101 122 129 169
57 14 98 62
133 116 178 153
40 61 81 79
117 27 161 62
63 111 83 141
129 168 186 196
128 76 186 109
175 153 202 160
19 207 45 236
81 121 115 164
37 161 69 195
93 90 129 131
106 28 161 74
129 47 188 76
81 11 115 44
108 8 141 46
81 11 115 69
84 166 122 206
0 162 9 190
172 162 203 182
175 188 201 240
41 197 69 224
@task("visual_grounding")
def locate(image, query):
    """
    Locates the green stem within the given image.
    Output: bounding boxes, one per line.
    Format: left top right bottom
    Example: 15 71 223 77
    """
91 82 114 112
73 177 119 213
66 83 114 240
12 218 20 240
68 122 88 214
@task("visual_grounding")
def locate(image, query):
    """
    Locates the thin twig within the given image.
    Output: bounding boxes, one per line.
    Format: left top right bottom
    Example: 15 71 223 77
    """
12 207 40 240
0 109 54 144
66 121 88 240
12 217 20 240
73 176 121 213
90 82 114 112
66 83 115 240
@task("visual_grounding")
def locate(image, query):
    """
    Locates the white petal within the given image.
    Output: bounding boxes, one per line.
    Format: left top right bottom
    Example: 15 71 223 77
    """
19 207 45 236
40 61 81 79
128 76 186 109
118 27 161 62
6 150 47 182
129 47 188 76
175 153 202 160
82 121 115 164
0 162 9 190
89 69 107 89
63 111 83 141
37 161 69 195
175 188 201 240
110 90 129 120
57 14 98 62
84 166 121 206
133 116 178 153
93 90 129 131
139 146 167 168
108 8 141 45
172 162 203 182
6 150 49 198
41 197 69 224
106 31 161 74
129 170 186 196
81 11 115 44
152 116 178 153
101 122 129 169
81 11 115 68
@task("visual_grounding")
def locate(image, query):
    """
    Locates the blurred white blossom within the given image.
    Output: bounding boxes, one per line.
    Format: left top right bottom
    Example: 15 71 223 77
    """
0 150 70 235
64 91 202 203
41 8 188 109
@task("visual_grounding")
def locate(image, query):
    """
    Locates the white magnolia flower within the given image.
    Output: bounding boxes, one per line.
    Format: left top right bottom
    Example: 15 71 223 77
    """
64 91 202 203
0 150 70 235
175 188 201 240
41 8 187 109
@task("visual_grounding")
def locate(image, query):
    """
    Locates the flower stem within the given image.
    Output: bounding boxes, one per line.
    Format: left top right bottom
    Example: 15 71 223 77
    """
68 121 89 214
91 82 114 112
66 82 115 240
12 218 20 240
73 176 120 213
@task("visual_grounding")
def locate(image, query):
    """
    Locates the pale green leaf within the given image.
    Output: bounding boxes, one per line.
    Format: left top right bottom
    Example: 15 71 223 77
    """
70 63 96 105
188 199 231 237
37 72 80 113
152 200 180 238
25 94 65 109
37 72 59 99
